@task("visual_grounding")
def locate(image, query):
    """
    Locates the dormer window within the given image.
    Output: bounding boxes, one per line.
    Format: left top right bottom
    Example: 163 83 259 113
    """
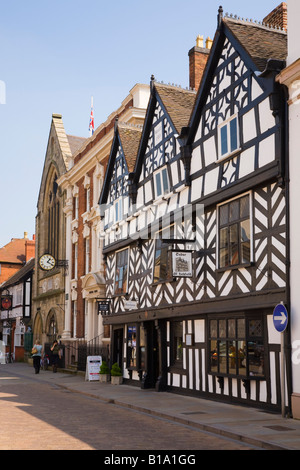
154 166 169 199
218 115 239 159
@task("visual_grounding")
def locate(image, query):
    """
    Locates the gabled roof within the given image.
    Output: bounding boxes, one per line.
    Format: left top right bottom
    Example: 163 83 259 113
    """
187 13 287 144
155 83 197 134
118 124 143 173
99 122 142 205
224 17 287 72
132 81 196 184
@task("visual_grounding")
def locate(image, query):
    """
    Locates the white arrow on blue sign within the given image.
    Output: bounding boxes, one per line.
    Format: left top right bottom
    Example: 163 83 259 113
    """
273 303 288 332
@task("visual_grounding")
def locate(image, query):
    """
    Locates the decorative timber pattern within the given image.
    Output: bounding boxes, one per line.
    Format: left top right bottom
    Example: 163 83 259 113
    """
100 15 287 410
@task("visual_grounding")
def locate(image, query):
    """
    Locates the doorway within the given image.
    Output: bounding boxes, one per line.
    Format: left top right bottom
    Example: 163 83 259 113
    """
113 328 123 368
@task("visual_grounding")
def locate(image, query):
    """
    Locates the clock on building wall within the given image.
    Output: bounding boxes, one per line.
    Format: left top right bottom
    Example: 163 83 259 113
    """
39 253 56 271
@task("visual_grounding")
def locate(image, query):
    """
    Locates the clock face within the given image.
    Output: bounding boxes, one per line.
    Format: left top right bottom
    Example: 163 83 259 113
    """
39 254 56 271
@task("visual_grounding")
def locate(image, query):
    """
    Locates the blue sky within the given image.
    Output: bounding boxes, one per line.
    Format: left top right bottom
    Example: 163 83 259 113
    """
0 0 281 247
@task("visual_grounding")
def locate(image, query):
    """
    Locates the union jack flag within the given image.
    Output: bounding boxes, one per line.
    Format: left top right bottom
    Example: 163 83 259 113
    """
89 97 94 136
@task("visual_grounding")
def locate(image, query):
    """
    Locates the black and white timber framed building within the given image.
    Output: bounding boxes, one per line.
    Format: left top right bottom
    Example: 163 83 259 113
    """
99 9 290 412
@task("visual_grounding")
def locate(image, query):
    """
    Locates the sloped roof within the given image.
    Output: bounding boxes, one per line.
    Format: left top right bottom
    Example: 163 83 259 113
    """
224 17 287 72
67 135 87 156
0 258 35 289
0 238 27 264
118 124 142 172
155 83 197 133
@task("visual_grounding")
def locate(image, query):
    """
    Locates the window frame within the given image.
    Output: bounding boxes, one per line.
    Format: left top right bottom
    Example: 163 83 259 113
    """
114 247 129 295
218 114 240 160
152 225 174 284
208 314 266 379
217 192 253 270
153 166 170 199
114 198 123 224
170 320 184 370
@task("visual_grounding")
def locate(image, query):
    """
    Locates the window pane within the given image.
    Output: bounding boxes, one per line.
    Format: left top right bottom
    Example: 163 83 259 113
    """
229 341 237 374
210 320 217 338
228 319 236 338
237 319 245 338
115 249 128 294
140 327 146 370
249 319 263 337
127 326 137 367
229 224 239 265
220 125 228 155
219 204 228 226
210 340 218 372
219 341 227 373
173 321 183 363
238 341 247 375
230 118 238 152
162 168 169 193
155 173 162 197
219 228 228 268
241 219 251 263
219 319 226 338
248 340 264 377
240 195 249 218
229 200 239 221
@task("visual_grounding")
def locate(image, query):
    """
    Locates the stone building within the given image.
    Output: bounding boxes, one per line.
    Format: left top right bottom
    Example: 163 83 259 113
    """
32 114 86 345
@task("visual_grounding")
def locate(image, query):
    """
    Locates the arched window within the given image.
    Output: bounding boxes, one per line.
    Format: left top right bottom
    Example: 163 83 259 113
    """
47 173 60 259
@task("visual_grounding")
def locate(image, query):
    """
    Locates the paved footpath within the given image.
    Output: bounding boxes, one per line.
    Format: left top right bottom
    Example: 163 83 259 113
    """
1 363 300 450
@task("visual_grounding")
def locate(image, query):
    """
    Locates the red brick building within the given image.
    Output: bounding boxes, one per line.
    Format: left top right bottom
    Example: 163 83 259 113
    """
0 233 35 285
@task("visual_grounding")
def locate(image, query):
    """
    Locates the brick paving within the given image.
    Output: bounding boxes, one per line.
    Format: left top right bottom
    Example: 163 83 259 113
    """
0 365 257 451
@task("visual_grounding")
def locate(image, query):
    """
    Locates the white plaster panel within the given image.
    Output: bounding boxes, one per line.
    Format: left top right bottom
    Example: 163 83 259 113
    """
243 108 256 143
239 146 255 179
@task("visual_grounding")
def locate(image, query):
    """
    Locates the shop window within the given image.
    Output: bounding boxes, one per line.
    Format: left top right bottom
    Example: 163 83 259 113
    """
218 194 251 268
114 248 128 294
171 321 183 367
209 316 265 378
127 325 137 368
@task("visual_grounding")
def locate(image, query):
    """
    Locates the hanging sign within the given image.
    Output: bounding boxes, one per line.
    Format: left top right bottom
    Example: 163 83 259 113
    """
97 301 110 315
85 356 102 381
171 251 193 277
1 295 12 311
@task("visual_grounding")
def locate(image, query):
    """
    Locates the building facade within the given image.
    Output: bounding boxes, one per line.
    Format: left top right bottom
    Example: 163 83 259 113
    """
100 9 289 412
32 114 86 345
276 0 300 419
57 84 149 353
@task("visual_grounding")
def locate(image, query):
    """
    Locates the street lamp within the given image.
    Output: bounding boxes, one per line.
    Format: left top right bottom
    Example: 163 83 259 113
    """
0 288 13 363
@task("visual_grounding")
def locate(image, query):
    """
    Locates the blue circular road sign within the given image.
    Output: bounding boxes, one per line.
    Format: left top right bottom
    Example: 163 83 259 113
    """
273 303 288 332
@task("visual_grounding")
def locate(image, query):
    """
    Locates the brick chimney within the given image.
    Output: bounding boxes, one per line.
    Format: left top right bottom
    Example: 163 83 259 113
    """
25 234 35 262
263 2 287 31
188 35 212 91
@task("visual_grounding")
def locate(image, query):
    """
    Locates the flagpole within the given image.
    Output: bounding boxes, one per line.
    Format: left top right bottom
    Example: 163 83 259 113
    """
89 96 94 137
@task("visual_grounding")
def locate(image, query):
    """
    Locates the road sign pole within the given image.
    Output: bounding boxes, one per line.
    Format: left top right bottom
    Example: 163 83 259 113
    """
273 303 288 418
281 332 286 418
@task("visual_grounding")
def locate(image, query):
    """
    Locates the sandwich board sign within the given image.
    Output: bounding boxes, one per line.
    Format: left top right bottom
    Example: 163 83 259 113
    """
85 356 102 381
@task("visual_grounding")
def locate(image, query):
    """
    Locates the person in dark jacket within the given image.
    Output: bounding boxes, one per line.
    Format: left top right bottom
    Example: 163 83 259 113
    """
50 339 60 373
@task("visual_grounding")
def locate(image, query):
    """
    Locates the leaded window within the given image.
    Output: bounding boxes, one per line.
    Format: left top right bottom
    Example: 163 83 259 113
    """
209 316 265 378
114 248 128 294
153 226 174 283
218 194 251 268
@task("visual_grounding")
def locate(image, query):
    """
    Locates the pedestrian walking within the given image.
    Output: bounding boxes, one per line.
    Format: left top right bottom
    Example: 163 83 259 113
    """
31 340 43 374
50 339 60 373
